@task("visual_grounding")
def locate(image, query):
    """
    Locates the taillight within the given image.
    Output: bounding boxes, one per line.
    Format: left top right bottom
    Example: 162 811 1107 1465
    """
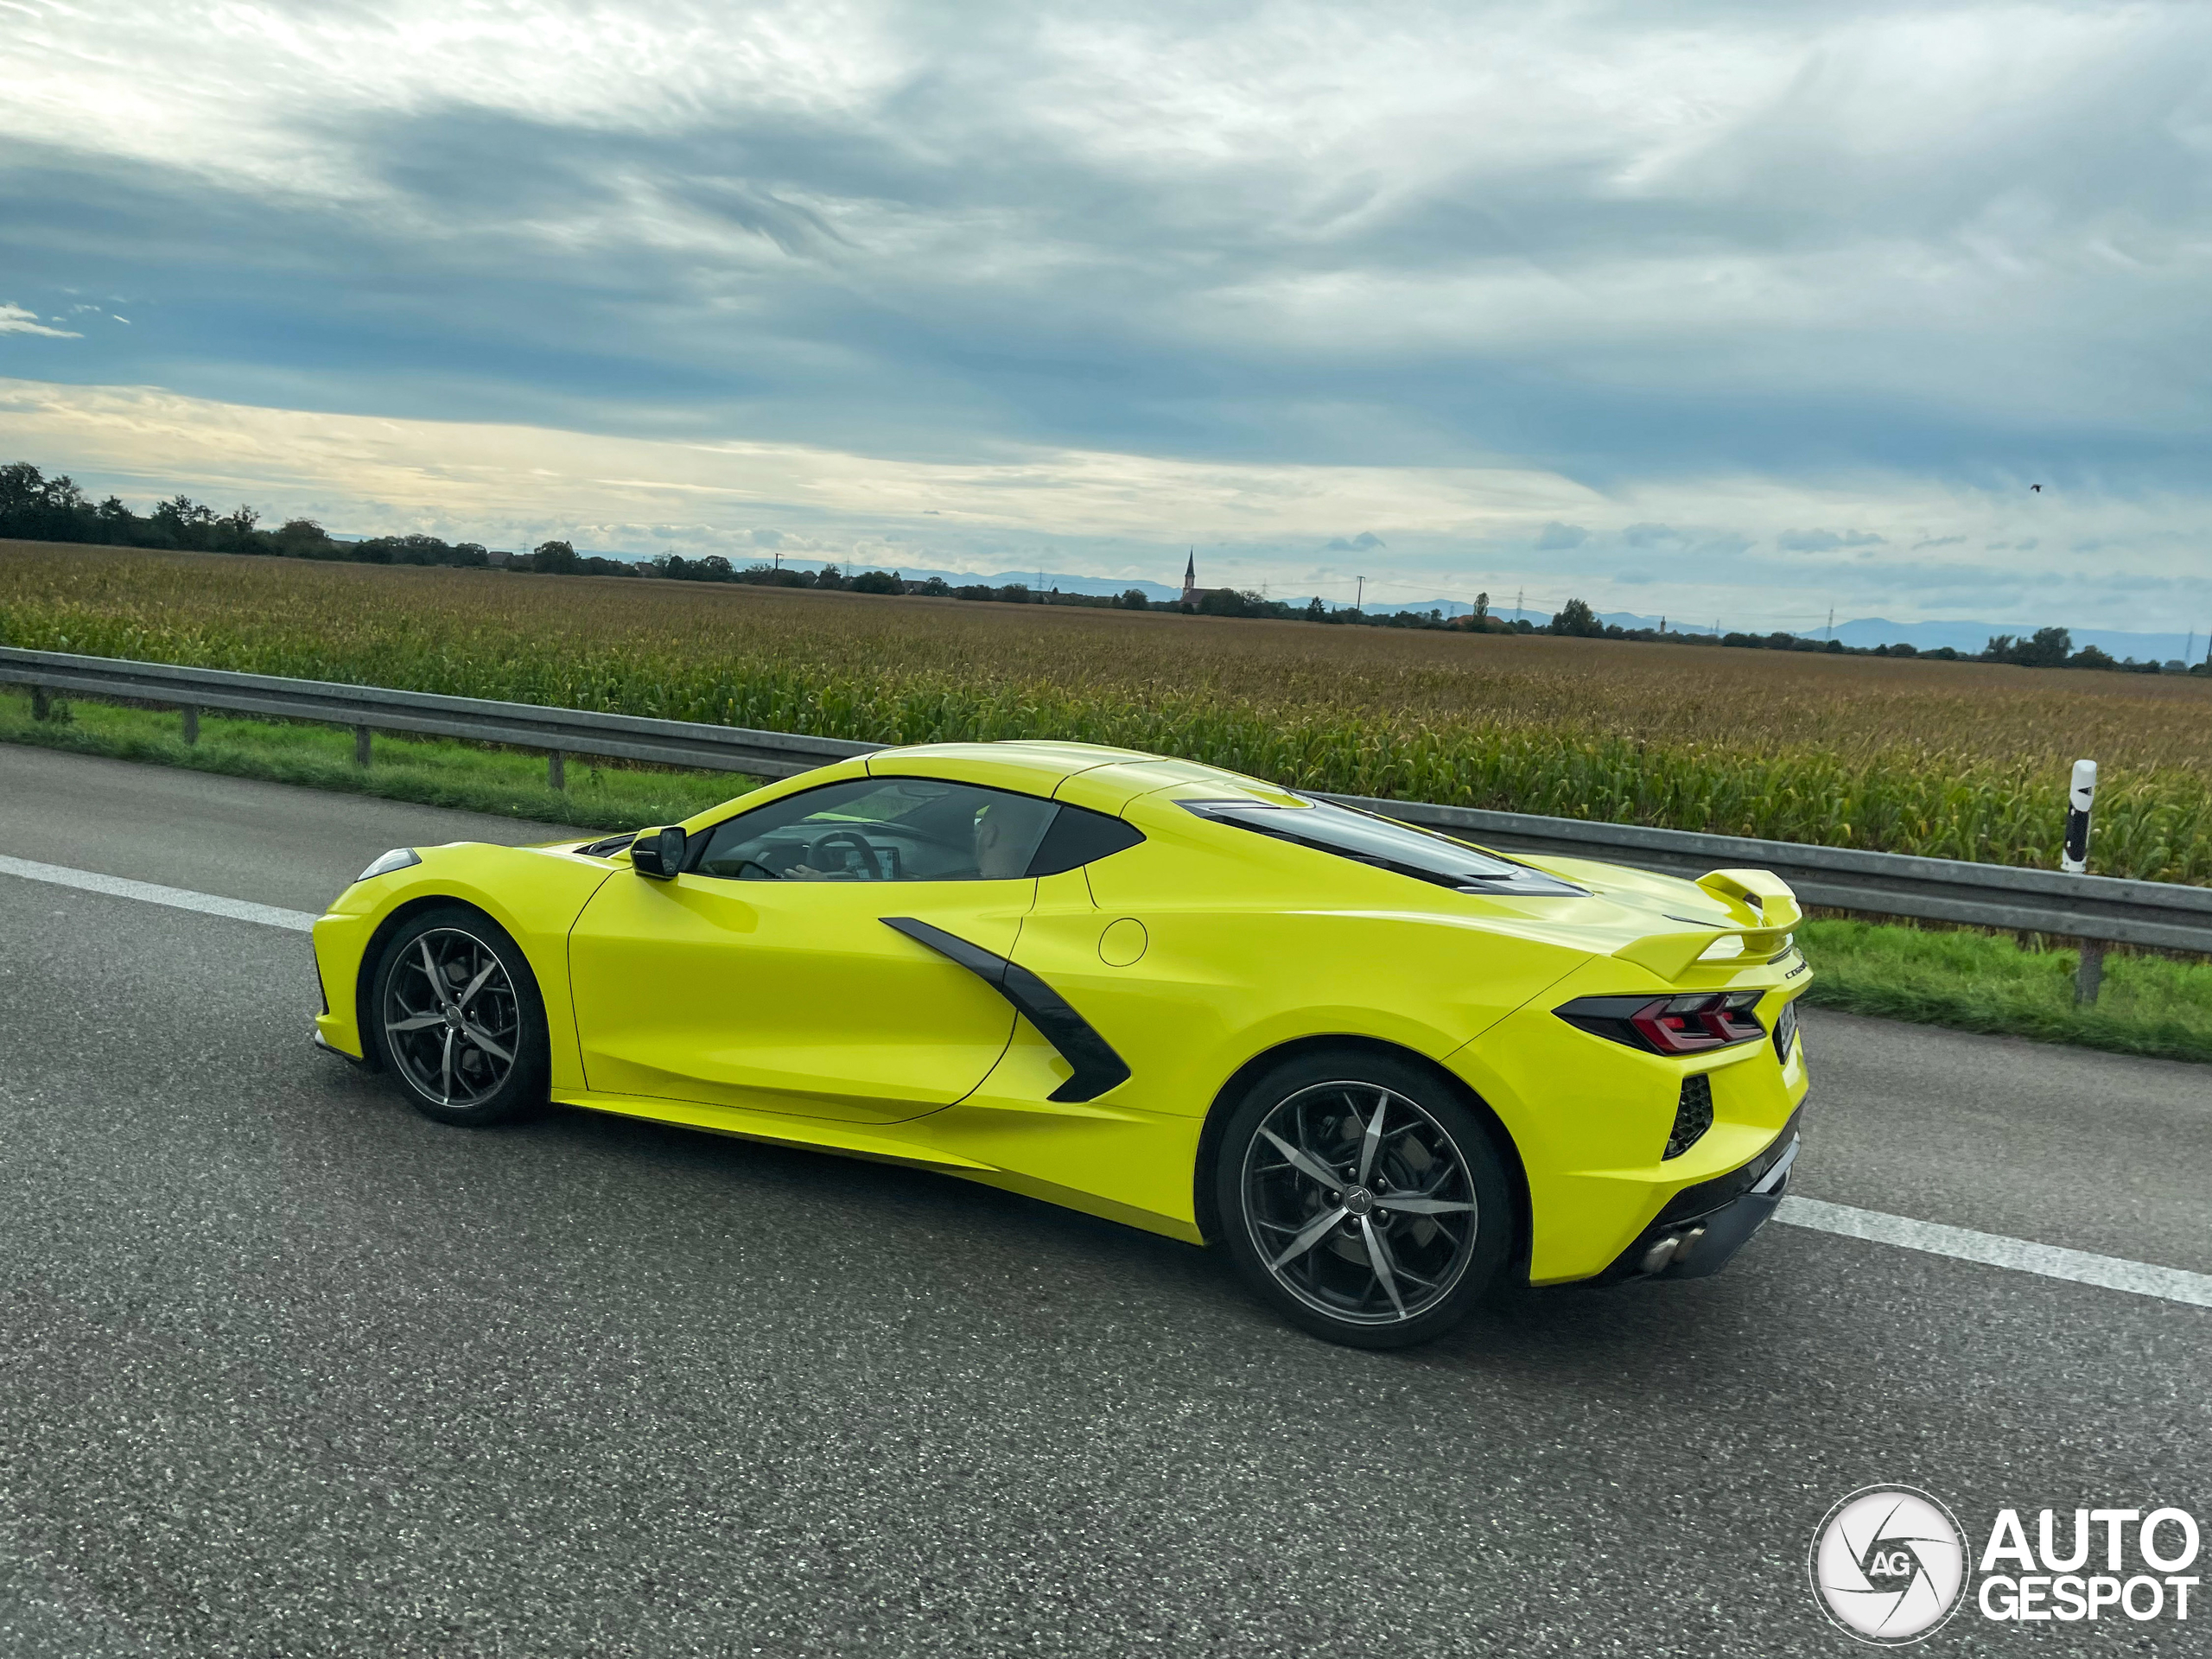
1633 991 1764 1053
1556 991 1766 1055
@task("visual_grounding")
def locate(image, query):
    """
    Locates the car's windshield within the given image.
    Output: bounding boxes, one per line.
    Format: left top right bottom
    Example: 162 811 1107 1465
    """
1179 796 1585 896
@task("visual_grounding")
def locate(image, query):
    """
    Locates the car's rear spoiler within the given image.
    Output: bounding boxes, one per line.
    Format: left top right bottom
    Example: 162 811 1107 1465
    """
1610 868 1805 981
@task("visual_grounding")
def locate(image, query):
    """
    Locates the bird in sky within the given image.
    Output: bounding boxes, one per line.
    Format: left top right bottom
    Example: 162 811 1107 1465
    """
2031 484 2043 492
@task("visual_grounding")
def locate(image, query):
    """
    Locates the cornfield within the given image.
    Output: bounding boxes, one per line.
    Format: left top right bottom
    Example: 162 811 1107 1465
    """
5 542 2209 884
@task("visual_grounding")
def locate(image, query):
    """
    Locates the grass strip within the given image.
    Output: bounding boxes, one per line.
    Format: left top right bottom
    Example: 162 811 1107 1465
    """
0 689 751 830
1795 918 2212 1065
5 689 2203 1064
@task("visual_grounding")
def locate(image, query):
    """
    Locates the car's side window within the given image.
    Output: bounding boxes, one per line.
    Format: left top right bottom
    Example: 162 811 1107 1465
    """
1026 804 1143 874
691 777 1139 882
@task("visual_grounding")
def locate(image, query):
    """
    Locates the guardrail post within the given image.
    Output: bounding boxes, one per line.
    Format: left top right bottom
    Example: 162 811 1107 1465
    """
30 683 52 721
548 750 565 791
354 725 372 769
2075 942 2105 1007
180 704 199 746
2062 760 2101 1004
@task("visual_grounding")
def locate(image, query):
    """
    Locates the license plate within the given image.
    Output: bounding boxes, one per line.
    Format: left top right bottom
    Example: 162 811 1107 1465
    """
1774 998 1800 1063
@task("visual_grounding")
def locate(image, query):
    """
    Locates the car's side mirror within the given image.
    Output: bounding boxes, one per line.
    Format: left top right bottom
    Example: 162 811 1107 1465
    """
630 825 688 880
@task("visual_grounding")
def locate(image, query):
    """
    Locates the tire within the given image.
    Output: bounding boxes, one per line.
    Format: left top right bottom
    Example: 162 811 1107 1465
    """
369 905 550 1127
1214 1048 1511 1349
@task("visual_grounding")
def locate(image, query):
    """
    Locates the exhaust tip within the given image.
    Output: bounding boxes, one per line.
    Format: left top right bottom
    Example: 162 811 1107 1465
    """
1638 1222 1708 1274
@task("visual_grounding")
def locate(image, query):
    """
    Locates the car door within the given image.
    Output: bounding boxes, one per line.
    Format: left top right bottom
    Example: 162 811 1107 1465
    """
566 775 1062 1125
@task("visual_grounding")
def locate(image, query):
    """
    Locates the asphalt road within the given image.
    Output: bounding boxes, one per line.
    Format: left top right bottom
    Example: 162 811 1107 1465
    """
2 747 2206 1657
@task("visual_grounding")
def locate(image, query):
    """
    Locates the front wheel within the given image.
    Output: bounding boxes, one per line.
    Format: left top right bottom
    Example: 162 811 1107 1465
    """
1216 1050 1511 1349
370 905 550 1127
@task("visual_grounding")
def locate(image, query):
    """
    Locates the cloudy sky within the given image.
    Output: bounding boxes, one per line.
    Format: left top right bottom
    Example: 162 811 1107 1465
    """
2 0 2206 630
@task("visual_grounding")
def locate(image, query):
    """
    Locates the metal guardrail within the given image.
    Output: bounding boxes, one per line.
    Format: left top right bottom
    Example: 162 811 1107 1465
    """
1325 796 2212 955
5 645 2209 954
0 647 875 779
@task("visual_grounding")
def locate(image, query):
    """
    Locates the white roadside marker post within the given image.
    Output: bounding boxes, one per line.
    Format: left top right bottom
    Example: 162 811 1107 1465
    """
2061 758 2101 1005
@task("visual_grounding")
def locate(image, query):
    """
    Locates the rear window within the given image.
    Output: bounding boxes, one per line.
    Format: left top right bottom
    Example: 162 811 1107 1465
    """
1180 796 1585 897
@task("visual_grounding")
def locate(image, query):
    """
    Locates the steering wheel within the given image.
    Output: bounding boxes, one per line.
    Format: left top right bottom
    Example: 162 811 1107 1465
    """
809 829 881 879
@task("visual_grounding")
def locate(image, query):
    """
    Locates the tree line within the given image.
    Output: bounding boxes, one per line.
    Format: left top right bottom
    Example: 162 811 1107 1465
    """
3 461 2195 671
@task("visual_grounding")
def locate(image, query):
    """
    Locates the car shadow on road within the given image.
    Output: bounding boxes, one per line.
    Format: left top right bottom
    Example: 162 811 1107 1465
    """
547 1091 1781 1374
313 1058 1807 1395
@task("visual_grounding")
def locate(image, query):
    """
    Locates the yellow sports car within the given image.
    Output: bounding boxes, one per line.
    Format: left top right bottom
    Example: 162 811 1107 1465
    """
311 741 1809 1347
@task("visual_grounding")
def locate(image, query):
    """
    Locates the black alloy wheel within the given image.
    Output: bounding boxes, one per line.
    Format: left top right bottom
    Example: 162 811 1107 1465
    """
1217 1049 1511 1348
372 906 549 1126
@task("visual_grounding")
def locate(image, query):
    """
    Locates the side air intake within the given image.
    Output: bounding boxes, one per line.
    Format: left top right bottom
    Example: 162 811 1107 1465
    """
1664 1074 1713 1160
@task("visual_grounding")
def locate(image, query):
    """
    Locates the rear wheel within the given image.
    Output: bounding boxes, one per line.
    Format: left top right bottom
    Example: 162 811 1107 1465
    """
1216 1049 1510 1349
370 906 549 1127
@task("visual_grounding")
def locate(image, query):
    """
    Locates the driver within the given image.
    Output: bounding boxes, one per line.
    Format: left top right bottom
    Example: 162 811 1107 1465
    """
973 795 1055 880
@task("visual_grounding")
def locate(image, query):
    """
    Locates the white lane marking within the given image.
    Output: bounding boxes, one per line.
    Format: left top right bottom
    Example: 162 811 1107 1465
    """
0 854 320 932
1777 1195 2212 1309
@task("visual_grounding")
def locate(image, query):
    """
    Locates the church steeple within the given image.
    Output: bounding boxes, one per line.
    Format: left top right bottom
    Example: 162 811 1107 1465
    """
1180 550 1197 606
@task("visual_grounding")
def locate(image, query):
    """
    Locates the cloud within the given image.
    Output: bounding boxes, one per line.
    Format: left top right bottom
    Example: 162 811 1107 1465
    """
0 2 2203 631
2 3 2204 474
1622 523 1680 548
0 303 79 339
3 375 2204 632
1777 528 1888 552
1324 531 1385 551
0 378 1604 544
1912 535 1966 550
1536 521 1588 550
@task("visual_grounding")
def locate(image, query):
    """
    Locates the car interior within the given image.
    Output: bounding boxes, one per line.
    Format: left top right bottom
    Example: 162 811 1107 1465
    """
692 777 1061 881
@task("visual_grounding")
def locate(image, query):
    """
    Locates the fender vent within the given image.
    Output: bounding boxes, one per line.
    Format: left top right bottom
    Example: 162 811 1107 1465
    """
1665 1074 1714 1160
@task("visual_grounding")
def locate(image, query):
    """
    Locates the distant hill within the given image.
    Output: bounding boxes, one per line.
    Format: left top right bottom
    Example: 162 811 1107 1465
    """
897 573 2203 659
1575 609 2202 664
390 542 2201 664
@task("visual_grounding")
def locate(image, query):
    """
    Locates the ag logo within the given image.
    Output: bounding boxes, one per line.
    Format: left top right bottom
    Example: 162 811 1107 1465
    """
1809 1485 1968 1644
